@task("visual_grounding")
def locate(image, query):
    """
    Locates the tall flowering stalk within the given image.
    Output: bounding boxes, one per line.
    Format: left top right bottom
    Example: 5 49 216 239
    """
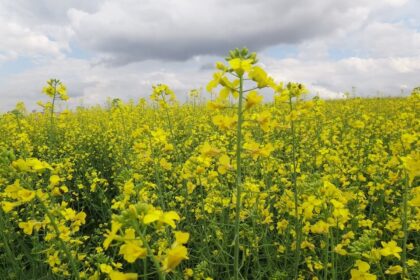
42 79 69 126
275 82 308 278
206 48 279 279
40 79 69 143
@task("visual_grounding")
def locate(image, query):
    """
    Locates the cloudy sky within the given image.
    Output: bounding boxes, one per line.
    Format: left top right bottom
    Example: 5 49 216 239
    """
1 0 419 111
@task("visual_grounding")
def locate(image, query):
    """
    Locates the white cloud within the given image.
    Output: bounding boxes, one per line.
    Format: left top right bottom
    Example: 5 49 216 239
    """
0 57 213 111
383 0 409 7
67 0 377 64
265 55 420 97
2 51 419 112
0 0 419 112
0 21 63 61
0 0 101 61
360 22 420 57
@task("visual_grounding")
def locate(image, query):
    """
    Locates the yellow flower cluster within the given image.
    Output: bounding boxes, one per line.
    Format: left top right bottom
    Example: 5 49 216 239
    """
0 49 418 279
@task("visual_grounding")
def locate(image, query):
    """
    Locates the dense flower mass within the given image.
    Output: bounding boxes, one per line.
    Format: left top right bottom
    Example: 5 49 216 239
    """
0 49 419 279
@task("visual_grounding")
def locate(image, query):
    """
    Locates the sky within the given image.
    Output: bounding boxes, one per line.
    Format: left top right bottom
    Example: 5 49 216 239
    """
1 0 419 111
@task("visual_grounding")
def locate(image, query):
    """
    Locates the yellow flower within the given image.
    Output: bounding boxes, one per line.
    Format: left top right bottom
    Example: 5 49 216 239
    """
200 142 220 158
119 242 147 263
99 264 113 274
311 220 330 234
300 240 315 251
218 154 233 174
162 245 189 272
409 187 420 207
18 220 40 235
245 91 263 110
254 110 273 132
380 240 402 260
207 99 226 110
276 219 289 234
215 61 226 71
407 259 418 266
58 224 71 241
57 83 69 100
4 180 23 199
109 270 138 280
118 228 147 262
159 158 172 170
174 231 190 245
13 158 52 173
11 159 31 172
123 228 136 240
151 84 176 104
61 208 76 220
103 221 122 249
228 58 253 76
49 175 61 187
362 248 382 262
42 79 68 100
248 66 270 88
218 87 231 100
206 72 224 92
47 251 61 267
1 201 21 213
143 209 180 228
385 265 402 275
3 180 35 203
350 260 377 280
184 268 194 278
301 196 322 219
334 244 347 256
351 120 365 129
401 133 417 147
73 211 87 227
400 152 420 184
243 141 274 160
212 115 237 131
17 188 35 202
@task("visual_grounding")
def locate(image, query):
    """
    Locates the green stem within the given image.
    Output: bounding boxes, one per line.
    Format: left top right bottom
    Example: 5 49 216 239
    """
234 75 244 280
161 94 181 163
0 211 22 278
14 114 23 134
401 172 409 279
118 106 130 158
377 261 386 279
331 228 337 280
38 200 80 280
148 135 164 208
289 95 301 279
134 224 165 280
323 233 329 280
50 94 56 128
49 82 57 145
144 259 148 280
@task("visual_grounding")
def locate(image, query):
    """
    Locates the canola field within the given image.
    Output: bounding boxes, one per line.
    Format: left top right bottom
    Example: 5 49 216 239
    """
0 49 419 280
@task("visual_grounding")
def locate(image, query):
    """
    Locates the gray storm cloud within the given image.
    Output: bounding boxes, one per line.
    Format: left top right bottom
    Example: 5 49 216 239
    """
67 0 372 64
0 0 419 112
